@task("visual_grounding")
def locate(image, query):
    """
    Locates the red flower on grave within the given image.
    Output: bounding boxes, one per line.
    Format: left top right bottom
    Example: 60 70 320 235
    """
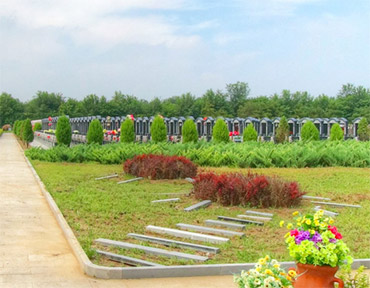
47 136 50 139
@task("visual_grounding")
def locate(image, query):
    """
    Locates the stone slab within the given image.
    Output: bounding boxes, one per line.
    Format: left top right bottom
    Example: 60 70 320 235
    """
302 195 331 201
314 206 339 217
117 177 143 184
245 210 273 217
95 174 118 180
146 225 229 244
176 223 245 238
127 233 220 254
96 249 164 267
184 200 212 212
204 220 246 231
185 177 195 183
151 198 180 203
95 238 208 262
217 216 264 226
311 201 361 208
237 215 271 221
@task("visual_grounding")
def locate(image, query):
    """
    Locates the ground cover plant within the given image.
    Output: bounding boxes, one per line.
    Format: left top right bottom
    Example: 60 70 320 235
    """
124 154 197 179
25 140 370 167
30 160 370 267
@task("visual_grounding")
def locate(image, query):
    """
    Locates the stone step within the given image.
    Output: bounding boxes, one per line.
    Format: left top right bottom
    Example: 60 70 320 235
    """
218 216 264 226
96 249 164 267
238 215 271 221
311 201 361 208
117 177 143 185
95 238 208 262
151 198 180 203
127 233 220 254
176 223 245 238
302 195 331 201
95 174 118 180
245 210 273 217
204 220 246 231
146 225 229 244
184 200 212 212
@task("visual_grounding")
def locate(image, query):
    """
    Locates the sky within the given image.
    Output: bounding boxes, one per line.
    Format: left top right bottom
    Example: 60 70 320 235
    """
0 0 369 102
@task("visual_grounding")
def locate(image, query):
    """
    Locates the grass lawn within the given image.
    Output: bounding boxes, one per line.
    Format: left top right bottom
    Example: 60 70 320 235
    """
31 160 370 267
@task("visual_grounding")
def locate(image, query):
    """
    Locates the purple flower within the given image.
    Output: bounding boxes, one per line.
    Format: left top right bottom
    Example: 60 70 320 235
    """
311 232 322 244
295 231 310 244
329 238 337 243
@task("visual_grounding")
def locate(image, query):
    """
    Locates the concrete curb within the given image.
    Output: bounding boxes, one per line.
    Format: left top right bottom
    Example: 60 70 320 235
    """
21 146 370 278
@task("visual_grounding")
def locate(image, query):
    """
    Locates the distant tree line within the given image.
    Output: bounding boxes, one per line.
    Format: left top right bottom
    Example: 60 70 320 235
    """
1 82 369 126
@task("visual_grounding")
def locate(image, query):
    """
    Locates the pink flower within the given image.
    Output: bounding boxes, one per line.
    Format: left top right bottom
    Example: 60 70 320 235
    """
328 225 338 235
229 132 232 136
335 233 343 240
290 229 299 237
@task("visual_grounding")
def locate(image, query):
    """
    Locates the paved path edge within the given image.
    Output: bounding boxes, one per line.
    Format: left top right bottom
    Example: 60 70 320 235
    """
22 146 370 279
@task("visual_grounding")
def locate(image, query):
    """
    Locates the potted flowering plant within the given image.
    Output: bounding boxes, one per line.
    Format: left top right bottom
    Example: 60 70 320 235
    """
282 210 353 288
234 255 296 288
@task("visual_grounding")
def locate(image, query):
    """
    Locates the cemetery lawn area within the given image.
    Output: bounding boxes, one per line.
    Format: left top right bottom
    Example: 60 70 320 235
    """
31 160 370 267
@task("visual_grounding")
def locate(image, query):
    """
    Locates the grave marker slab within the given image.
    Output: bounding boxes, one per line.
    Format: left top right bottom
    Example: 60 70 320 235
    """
184 200 212 212
185 177 195 183
313 206 339 217
302 195 331 201
311 201 361 208
96 250 164 267
245 210 273 217
127 233 220 254
95 238 208 262
117 177 143 185
146 225 229 244
176 223 245 238
238 215 271 221
204 220 246 231
218 216 264 226
95 174 118 180
151 198 180 203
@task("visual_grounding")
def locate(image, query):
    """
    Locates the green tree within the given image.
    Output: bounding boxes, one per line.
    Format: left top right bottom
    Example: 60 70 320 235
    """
0 93 25 126
87 119 104 145
56 116 71 146
275 116 290 143
329 123 344 141
212 118 229 143
33 122 42 131
226 82 250 116
25 91 65 119
358 118 370 141
182 119 198 143
151 116 167 143
120 118 135 143
243 124 258 142
22 119 34 147
301 121 320 141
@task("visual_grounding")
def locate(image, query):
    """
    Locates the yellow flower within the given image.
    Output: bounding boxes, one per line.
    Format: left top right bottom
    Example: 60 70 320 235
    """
287 276 292 281
284 232 290 238
309 229 315 235
287 223 293 229
305 219 312 225
259 258 266 265
329 219 334 224
280 220 285 227
265 269 273 275
288 270 297 277
292 211 299 216
280 272 286 276
314 220 319 226
273 264 280 269
320 223 326 229
256 267 261 272
265 255 270 261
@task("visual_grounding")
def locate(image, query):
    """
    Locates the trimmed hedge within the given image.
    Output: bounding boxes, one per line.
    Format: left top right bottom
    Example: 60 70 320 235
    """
151 116 167 143
193 172 305 208
87 119 104 145
22 119 34 146
275 116 289 144
301 121 319 141
243 124 258 142
213 118 229 143
182 119 198 143
329 123 344 141
0 129 3 137
120 118 135 143
124 154 197 179
56 116 71 146
358 118 370 141
33 122 42 131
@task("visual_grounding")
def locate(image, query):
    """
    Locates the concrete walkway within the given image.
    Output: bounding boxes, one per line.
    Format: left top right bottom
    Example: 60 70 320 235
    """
0 133 234 287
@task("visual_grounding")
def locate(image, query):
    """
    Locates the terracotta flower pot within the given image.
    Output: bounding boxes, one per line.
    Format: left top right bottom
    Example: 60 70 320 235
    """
290 263 344 288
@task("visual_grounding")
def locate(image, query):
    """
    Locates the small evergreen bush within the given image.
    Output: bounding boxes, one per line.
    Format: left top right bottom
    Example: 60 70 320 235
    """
243 124 258 142
120 118 135 143
151 116 167 143
358 118 370 141
56 116 72 146
87 119 104 145
33 122 42 131
275 116 290 144
329 123 344 141
301 121 319 141
182 119 198 143
0 129 3 137
124 154 197 179
213 118 229 143
193 172 305 207
22 119 34 146
13 121 19 135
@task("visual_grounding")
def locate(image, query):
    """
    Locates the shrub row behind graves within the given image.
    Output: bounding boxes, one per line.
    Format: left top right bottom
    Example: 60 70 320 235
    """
124 154 197 180
192 172 305 208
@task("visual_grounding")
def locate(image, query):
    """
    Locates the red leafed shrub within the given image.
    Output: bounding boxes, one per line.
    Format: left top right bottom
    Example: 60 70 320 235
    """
124 154 197 180
193 172 305 208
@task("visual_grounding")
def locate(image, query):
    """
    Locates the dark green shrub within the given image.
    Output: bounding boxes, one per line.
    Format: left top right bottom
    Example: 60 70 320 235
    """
301 121 319 141
182 119 198 143
120 118 135 143
22 119 34 146
33 122 42 131
87 119 104 145
151 116 167 143
243 124 258 142
358 118 370 141
56 116 71 146
275 116 289 143
329 123 344 141
213 118 229 143
13 120 19 135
